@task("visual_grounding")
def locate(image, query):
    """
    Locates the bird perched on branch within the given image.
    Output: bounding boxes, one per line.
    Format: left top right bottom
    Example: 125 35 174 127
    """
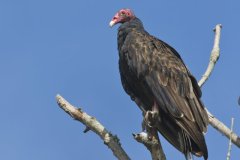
110 8 209 160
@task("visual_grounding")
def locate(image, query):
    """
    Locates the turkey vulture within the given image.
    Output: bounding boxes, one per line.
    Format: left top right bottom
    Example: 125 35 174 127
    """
110 9 209 160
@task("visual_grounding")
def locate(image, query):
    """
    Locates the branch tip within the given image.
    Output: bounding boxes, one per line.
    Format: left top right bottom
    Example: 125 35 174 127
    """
213 24 222 32
56 95 130 160
56 94 62 101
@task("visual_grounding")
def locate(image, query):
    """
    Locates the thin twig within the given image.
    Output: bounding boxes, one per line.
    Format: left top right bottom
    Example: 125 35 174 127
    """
226 118 234 160
56 94 131 160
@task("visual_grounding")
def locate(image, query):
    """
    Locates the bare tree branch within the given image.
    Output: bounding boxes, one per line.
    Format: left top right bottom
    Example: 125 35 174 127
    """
133 130 166 160
226 118 234 160
56 94 131 160
198 24 222 87
207 110 240 147
196 24 240 148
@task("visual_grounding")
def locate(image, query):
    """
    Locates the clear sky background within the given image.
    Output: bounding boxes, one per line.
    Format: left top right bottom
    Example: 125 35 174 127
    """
0 1 239 160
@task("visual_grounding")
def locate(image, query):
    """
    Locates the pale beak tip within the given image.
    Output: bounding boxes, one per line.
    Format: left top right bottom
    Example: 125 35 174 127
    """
109 21 115 27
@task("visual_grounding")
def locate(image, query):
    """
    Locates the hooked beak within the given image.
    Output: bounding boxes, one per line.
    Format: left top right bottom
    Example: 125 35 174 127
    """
109 14 119 27
109 20 115 27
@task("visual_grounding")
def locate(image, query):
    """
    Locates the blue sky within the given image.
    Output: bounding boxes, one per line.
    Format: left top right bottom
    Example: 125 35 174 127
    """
0 0 239 160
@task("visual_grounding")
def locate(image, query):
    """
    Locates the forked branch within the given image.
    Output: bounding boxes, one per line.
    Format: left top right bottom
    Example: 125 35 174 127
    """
198 24 240 148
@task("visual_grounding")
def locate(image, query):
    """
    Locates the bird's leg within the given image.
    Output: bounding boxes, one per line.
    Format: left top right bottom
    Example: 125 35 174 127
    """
144 101 159 140
144 101 159 129
141 112 147 131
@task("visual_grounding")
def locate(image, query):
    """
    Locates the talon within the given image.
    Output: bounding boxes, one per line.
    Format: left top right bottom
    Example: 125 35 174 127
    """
142 102 160 130
144 111 157 128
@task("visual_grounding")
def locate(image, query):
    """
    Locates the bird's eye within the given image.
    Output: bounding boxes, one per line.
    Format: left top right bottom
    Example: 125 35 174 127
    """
120 11 126 16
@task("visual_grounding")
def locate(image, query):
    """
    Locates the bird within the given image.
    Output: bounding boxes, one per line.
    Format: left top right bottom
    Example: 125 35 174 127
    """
109 8 209 160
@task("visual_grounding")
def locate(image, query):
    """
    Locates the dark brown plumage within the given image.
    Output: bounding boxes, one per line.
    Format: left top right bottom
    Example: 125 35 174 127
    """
110 9 209 160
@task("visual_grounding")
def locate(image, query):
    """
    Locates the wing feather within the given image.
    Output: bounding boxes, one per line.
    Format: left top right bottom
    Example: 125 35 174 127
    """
123 31 208 127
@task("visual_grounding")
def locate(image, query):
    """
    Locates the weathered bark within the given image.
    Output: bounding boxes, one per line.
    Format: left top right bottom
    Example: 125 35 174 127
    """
56 95 130 160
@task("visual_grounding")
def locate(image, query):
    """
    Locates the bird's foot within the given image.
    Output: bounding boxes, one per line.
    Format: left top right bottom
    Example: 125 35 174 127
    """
144 110 158 128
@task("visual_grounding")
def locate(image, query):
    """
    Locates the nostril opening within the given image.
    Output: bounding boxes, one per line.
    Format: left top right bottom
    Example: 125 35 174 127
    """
113 17 117 20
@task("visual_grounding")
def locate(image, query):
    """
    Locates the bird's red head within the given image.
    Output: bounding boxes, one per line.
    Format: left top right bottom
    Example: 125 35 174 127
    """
109 8 135 27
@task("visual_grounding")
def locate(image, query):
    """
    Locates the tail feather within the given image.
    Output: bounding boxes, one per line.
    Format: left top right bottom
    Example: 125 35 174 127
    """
157 112 208 160
185 152 193 160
